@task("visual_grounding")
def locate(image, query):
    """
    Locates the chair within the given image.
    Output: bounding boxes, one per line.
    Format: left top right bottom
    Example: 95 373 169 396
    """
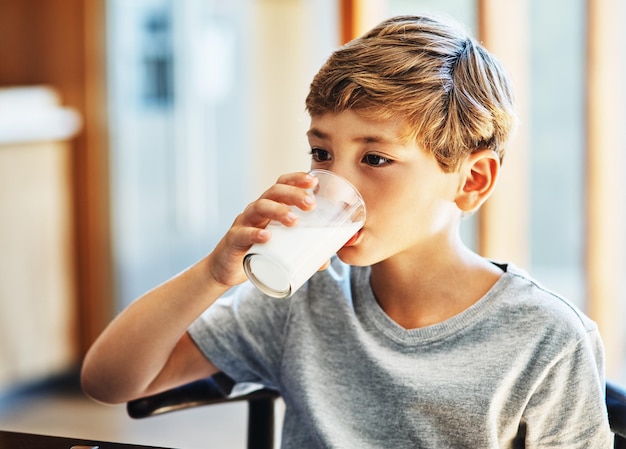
608 380 626 449
128 374 626 448
127 372 279 449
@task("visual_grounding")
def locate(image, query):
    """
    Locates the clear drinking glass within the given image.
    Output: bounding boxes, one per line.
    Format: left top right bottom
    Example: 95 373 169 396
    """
243 169 366 298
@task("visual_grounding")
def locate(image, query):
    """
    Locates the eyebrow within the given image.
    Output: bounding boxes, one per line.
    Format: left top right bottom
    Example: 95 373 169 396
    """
307 127 398 144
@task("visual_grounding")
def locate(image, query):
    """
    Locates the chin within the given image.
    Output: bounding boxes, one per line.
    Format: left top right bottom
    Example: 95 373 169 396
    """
336 246 370 267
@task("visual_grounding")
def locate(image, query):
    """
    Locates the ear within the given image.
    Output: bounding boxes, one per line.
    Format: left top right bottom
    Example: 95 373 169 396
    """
454 150 500 213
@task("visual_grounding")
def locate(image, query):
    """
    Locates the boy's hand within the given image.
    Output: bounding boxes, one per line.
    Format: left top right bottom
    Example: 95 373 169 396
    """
207 172 318 288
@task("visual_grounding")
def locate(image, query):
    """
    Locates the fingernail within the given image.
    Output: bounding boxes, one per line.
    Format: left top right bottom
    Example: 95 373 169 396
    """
305 174 318 186
303 195 315 205
287 211 299 221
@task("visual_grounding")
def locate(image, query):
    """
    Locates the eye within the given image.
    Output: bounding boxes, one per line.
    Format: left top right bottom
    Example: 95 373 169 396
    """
362 154 393 167
310 148 332 163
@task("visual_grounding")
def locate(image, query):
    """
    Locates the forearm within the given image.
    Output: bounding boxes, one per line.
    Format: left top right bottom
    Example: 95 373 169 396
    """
81 172 316 404
80 255 228 404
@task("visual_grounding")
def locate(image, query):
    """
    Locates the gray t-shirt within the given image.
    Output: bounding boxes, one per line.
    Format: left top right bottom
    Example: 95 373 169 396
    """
188 259 613 448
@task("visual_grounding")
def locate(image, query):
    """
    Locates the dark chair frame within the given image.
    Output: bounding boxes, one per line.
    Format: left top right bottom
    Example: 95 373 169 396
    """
128 373 279 449
608 380 626 448
128 374 626 449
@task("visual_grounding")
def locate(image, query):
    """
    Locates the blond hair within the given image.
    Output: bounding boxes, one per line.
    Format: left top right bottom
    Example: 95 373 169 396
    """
305 15 517 172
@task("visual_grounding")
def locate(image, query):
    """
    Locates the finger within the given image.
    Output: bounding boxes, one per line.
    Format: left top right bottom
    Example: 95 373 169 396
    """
259 181 317 212
276 171 318 189
210 225 272 287
241 198 299 228
223 224 272 254
236 173 318 230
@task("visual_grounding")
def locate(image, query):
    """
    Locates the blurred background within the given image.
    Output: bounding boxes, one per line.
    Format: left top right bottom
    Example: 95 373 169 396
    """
0 0 624 448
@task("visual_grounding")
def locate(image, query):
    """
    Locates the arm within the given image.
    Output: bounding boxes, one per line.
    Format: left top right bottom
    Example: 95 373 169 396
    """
80 172 317 404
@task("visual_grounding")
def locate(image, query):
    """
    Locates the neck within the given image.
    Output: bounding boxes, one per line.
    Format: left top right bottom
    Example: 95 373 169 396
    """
369 241 502 329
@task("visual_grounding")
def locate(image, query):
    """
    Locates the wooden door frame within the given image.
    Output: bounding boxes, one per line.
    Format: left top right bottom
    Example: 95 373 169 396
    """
0 0 115 358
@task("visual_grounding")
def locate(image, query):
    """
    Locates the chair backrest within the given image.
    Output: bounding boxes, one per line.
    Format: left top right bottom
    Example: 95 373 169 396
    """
128 374 626 448
127 372 279 449
607 380 626 448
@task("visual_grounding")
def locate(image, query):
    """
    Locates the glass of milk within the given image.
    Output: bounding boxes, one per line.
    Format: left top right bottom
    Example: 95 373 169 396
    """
243 169 366 298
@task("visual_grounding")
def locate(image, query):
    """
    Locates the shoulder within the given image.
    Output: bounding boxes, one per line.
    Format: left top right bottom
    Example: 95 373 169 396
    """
192 282 294 339
490 262 599 348
484 263 606 388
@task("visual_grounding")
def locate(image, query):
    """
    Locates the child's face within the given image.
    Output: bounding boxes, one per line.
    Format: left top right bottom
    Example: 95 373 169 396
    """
307 110 465 267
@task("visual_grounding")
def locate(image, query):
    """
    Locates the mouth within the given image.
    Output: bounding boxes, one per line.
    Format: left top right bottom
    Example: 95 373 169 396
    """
343 228 362 247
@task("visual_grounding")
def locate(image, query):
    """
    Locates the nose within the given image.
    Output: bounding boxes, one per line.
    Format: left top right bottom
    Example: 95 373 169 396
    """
332 167 361 194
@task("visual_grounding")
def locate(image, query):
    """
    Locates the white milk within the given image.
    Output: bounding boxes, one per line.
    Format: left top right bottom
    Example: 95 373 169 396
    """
244 221 363 298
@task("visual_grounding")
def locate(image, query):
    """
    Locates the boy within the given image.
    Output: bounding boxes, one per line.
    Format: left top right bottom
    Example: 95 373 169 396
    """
81 15 612 447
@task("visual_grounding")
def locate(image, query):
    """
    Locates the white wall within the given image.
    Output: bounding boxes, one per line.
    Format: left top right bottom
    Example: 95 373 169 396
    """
247 0 338 198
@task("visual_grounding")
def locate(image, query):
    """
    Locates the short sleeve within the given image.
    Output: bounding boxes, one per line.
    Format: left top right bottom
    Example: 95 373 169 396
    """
187 282 292 389
521 329 612 448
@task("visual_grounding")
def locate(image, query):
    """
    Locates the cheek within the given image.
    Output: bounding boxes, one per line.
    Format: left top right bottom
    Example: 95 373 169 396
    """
363 180 447 235
362 186 413 230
